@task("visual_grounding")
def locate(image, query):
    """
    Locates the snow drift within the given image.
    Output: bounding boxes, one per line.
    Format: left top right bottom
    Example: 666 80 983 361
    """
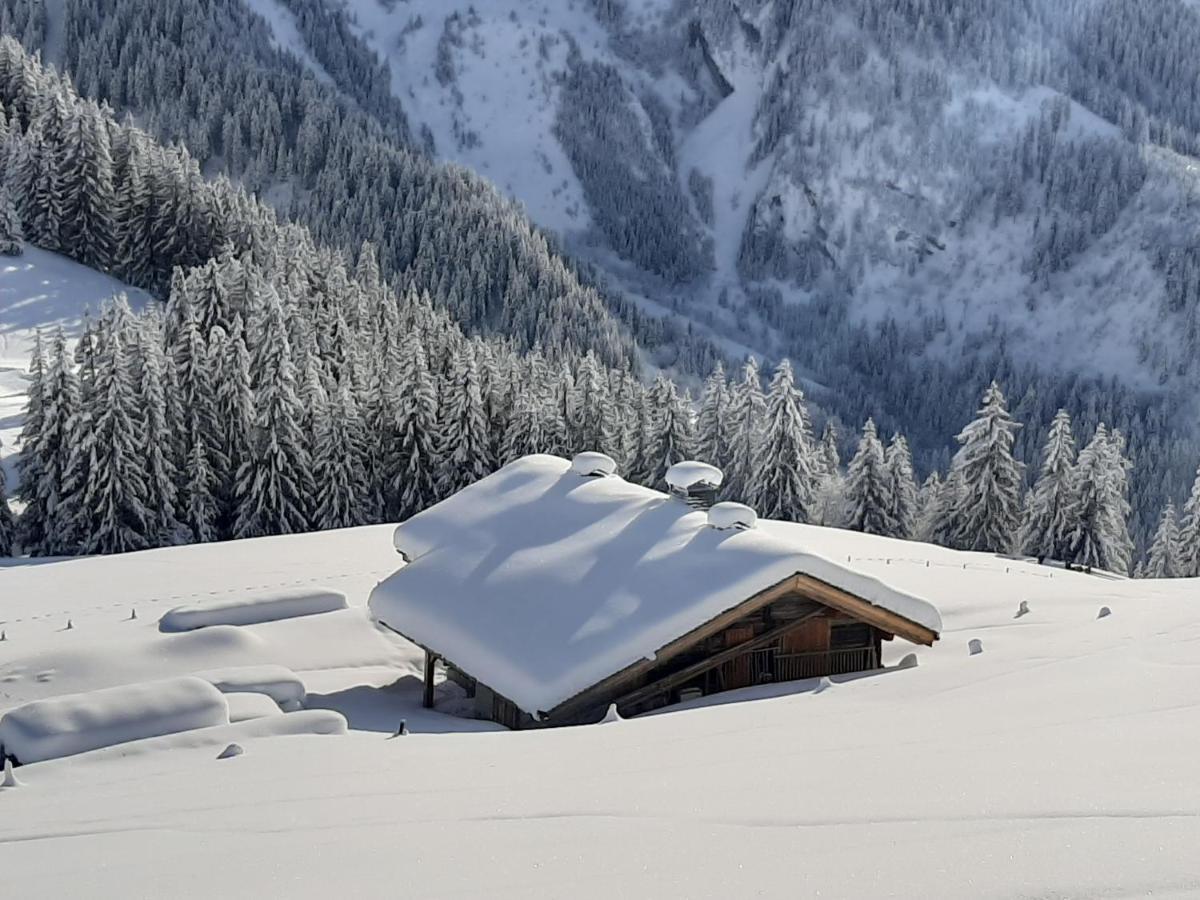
194 665 307 710
0 676 230 765
159 589 348 632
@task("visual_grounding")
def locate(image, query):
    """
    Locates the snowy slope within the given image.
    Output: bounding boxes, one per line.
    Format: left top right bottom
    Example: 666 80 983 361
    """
3 522 1200 896
0 248 149 492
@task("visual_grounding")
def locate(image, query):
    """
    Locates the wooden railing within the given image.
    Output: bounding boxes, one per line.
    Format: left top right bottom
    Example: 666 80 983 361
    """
717 645 878 689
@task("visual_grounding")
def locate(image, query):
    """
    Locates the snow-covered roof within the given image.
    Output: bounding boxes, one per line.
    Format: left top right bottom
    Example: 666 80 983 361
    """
368 455 943 716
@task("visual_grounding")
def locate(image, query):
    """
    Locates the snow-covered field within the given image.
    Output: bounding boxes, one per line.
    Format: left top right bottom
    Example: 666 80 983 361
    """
2 520 1198 897
0 248 147 490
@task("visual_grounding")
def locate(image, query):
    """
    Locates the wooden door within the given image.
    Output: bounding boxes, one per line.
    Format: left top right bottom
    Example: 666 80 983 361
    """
721 624 756 689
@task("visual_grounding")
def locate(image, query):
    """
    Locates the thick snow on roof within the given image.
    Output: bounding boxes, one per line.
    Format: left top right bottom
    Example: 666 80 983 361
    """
369 455 942 715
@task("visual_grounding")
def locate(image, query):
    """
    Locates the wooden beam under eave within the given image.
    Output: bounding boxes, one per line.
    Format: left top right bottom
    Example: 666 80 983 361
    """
422 649 437 709
793 573 939 646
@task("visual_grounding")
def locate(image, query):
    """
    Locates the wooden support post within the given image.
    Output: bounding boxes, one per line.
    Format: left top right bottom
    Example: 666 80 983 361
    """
422 649 437 709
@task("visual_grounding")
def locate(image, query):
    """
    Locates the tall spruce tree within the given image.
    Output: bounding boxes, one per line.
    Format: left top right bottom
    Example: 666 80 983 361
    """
389 333 441 520
723 359 765 504
135 311 186 547
843 418 895 536
435 344 493 500
234 285 313 538
749 359 817 522
648 375 696 489
914 471 944 542
1144 501 1181 579
1177 464 1200 577
941 382 1025 554
1069 425 1130 573
14 330 48 552
1020 409 1078 561
29 329 81 555
0 182 23 255
312 373 371 530
0 437 14 555
696 362 733 472
885 434 918 539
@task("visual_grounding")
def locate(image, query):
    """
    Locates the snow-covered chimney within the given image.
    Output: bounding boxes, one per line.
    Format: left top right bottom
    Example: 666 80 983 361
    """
571 451 617 478
707 502 758 531
665 461 724 510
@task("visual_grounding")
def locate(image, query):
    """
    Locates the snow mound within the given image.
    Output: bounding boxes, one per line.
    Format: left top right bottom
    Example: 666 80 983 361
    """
708 502 758 531
224 693 283 723
666 461 724 490
159 589 348 632
0 676 229 765
194 665 306 710
570 451 617 477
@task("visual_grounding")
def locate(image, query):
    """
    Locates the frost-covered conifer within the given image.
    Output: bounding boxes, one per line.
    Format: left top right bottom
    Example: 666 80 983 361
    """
135 312 186 546
435 345 493 500
570 351 608 454
914 471 944 542
500 394 548 464
885 434 917 539
1144 501 1181 579
57 100 115 270
234 286 313 538
27 329 81 555
941 382 1024 553
1069 425 1131 573
723 359 765 504
0 437 14 556
14 331 48 552
648 375 696 489
209 319 254 538
0 183 23 256
696 362 733 471
313 373 371 530
843 419 895 536
182 414 219 544
1177 465 1200 577
749 359 817 522
1020 409 1078 561
389 333 441 520
75 302 151 554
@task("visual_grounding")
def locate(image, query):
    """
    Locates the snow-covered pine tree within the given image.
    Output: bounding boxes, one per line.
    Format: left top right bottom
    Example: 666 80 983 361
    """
914 471 944 542
135 310 186 547
625 388 657 486
233 285 313 538
0 437 14 555
1177 464 1200 577
843 418 895 536
0 182 22 256
435 344 493 500
1105 430 1135 574
209 318 254 538
500 393 547 464
811 422 844 526
749 359 817 522
570 351 608 454
28 329 81 555
723 358 766 504
1019 409 1078 561
1069 425 1130 573
648 375 696 489
182 412 219 544
14 330 48 552
312 372 371 530
75 304 151 555
57 99 115 270
1144 501 1181 579
940 382 1025 554
818 423 840 479
696 362 733 471
388 333 441 520
885 434 918 539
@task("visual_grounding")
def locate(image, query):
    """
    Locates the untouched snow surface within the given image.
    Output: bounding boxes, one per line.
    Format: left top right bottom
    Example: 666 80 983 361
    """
2 520 1200 895
371 456 941 715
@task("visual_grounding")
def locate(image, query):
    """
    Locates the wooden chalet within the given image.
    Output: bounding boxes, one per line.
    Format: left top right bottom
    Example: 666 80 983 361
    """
369 453 941 730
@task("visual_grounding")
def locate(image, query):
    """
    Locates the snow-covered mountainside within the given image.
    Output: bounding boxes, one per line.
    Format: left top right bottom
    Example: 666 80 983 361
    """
0 248 147 492
2 523 1199 896
345 0 1200 395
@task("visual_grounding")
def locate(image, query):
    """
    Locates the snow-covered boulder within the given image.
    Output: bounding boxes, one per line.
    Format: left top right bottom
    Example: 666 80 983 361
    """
159 589 348 632
194 665 306 710
0 676 229 765
570 451 617 477
707 502 758 531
